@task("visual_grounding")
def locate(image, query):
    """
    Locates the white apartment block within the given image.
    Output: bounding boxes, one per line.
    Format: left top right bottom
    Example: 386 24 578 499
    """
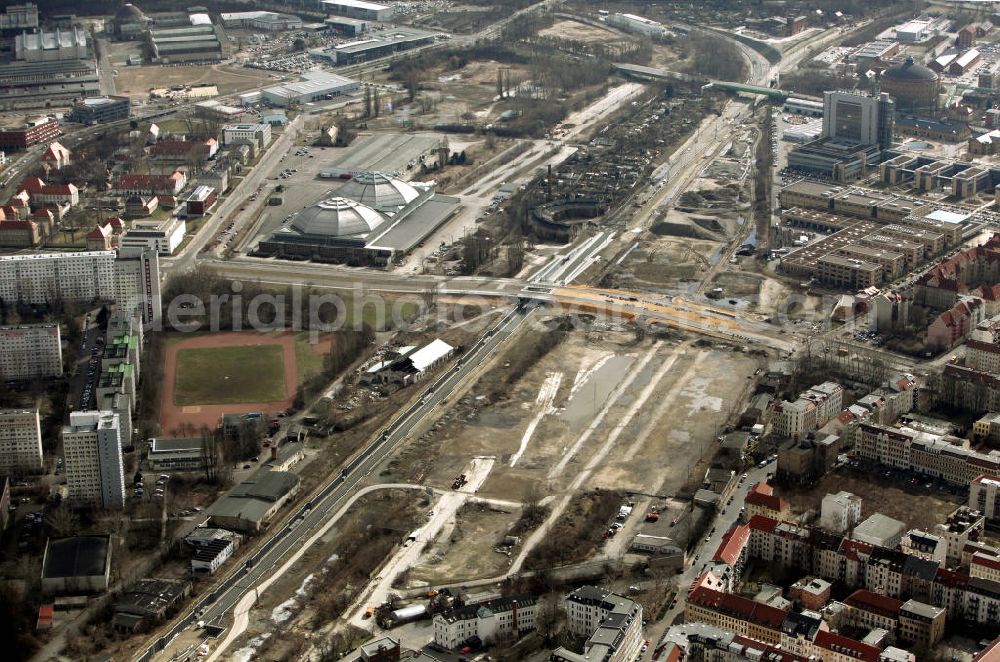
119 217 185 256
0 323 62 379
775 382 844 439
0 250 161 328
114 247 162 328
0 251 116 306
553 587 643 662
606 13 668 38
433 595 537 650
856 422 1000 484
63 410 125 510
820 491 862 534
971 474 1000 522
0 408 43 474
221 122 272 148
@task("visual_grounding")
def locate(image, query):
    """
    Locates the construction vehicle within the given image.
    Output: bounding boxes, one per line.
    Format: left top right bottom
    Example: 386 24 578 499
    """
645 511 660 522
452 473 468 490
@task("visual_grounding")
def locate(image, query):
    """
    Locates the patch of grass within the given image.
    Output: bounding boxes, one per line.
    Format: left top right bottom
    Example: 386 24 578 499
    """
174 344 286 405
294 332 327 383
346 298 422 329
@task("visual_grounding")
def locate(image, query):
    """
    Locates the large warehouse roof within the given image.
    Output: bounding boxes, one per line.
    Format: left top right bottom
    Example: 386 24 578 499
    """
322 0 390 11
262 71 358 102
42 536 110 579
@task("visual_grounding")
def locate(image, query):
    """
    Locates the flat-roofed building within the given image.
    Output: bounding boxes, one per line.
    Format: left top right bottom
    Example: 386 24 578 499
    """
260 70 359 106
0 61 99 110
313 27 436 65
185 185 217 216
0 408 43 474
899 599 946 648
41 535 111 594
15 26 88 62
67 95 130 125
145 437 204 471
971 474 1000 522
222 122 272 148
881 224 945 257
220 11 303 31
0 323 62 380
148 24 223 63
834 244 905 281
63 410 125 510
0 117 60 149
207 470 300 533
320 0 392 21
120 217 185 255
0 4 39 32
817 253 882 289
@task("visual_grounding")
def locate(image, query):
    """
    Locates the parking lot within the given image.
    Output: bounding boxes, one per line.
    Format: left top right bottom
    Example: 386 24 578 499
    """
70 312 103 412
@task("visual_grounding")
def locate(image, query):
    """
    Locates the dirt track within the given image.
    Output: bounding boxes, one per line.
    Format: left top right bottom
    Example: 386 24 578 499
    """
159 331 299 434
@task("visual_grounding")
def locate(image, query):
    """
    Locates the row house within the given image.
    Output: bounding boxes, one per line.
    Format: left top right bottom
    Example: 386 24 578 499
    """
855 422 1000 486
774 382 844 440
685 585 882 662
684 585 787 645
844 590 902 637
148 138 218 163
744 482 792 522
114 171 187 197
747 513 1000 625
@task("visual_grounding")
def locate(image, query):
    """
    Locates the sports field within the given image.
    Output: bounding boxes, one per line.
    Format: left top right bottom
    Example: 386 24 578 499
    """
160 331 331 434
174 345 286 406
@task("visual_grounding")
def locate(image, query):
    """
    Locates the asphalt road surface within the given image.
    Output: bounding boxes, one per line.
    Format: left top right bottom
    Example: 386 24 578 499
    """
138 304 530 661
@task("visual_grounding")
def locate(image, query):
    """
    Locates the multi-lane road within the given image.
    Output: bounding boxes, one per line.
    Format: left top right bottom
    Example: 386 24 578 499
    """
140 303 531 661
135 11 843 660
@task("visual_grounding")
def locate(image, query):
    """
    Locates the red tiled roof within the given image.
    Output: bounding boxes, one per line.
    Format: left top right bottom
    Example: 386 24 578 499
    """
844 589 903 618
813 630 881 662
687 586 787 629
0 219 36 231
972 552 1000 571
973 635 1000 661
87 224 111 239
42 141 70 161
731 635 810 662
149 138 215 156
39 183 76 195
973 474 1000 485
714 524 750 565
751 481 775 496
17 176 44 193
746 490 787 512
839 538 874 561
31 208 53 220
747 514 780 534
935 567 970 589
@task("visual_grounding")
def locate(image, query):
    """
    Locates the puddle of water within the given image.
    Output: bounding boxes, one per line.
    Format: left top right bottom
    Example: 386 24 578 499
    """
559 355 634 426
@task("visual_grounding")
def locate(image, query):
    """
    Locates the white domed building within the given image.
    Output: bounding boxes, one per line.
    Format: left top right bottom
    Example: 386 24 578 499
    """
256 172 460 266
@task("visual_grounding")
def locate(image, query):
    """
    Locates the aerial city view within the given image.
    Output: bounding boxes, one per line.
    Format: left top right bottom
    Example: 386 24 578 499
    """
10 0 1000 661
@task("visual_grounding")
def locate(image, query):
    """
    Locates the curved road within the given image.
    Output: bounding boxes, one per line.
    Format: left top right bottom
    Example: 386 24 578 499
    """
139 304 530 661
